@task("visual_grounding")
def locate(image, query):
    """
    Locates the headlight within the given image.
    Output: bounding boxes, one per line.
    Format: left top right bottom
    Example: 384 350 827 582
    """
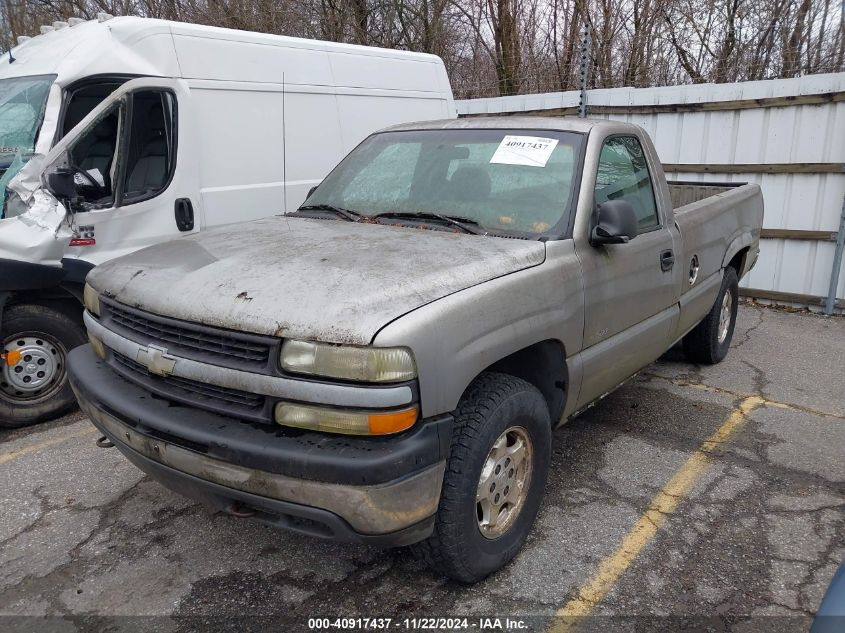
83 283 100 316
275 402 418 435
280 340 416 383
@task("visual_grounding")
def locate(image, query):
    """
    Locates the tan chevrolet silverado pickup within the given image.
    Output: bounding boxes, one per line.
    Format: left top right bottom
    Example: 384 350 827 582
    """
68 117 763 582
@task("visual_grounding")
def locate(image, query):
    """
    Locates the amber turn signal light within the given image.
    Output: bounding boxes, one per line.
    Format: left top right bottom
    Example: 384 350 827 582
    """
1 350 22 366
274 402 419 436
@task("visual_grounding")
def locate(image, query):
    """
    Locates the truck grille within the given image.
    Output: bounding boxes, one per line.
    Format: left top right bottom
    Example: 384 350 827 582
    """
111 351 270 423
102 299 277 372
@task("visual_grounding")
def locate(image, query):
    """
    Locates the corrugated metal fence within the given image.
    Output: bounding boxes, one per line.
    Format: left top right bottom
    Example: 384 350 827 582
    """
457 73 845 313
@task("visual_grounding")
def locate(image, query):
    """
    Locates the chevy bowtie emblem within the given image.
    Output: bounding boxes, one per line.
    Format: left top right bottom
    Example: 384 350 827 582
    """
136 344 177 377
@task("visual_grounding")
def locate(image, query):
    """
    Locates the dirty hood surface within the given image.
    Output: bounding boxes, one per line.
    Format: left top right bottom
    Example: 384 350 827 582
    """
89 216 546 345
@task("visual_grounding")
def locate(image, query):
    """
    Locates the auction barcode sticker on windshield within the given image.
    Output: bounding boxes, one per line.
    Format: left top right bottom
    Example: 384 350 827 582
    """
490 135 559 167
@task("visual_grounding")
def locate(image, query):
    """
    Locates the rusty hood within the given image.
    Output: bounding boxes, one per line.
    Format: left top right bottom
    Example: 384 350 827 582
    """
88 216 546 345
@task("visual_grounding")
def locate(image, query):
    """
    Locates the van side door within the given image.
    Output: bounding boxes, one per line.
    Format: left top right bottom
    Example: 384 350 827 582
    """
574 132 680 409
42 78 200 272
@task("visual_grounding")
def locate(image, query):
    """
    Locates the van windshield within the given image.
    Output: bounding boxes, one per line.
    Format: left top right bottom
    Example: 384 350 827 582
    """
303 128 583 237
0 74 55 168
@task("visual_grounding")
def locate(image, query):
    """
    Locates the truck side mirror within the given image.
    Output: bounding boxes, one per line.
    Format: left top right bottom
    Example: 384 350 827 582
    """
45 168 79 202
590 200 638 245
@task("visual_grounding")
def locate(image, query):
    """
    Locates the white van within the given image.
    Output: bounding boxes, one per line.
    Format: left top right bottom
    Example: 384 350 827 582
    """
0 15 455 426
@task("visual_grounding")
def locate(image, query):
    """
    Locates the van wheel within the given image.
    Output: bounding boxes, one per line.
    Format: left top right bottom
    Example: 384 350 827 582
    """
682 267 739 365
413 372 551 583
0 303 86 428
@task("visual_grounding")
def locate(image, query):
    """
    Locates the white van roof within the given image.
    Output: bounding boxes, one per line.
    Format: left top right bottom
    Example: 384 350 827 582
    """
0 16 450 94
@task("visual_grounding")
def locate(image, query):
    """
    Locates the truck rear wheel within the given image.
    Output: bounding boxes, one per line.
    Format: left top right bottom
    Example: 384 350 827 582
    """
682 267 739 365
0 303 86 428
413 372 551 583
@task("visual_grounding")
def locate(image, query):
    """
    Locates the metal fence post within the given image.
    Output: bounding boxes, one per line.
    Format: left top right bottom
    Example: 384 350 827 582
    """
578 24 591 118
825 194 845 315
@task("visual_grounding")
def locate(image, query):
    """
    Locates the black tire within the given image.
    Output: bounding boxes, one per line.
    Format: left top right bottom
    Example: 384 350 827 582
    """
413 372 551 583
0 302 86 428
682 267 739 365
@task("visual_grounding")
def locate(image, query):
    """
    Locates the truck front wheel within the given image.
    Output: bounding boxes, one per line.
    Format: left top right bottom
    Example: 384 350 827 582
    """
682 266 739 365
414 372 551 583
0 303 86 428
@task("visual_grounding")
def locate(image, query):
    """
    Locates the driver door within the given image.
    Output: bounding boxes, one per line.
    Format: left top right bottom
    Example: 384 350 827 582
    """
574 133 680 409
41 78 200 270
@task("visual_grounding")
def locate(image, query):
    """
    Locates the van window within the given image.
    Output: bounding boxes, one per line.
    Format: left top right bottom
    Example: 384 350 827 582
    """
0 75 54 163
595 136 659 230
0 75 55 201
120 91 175 203
62 81 126 136
67 103 122 208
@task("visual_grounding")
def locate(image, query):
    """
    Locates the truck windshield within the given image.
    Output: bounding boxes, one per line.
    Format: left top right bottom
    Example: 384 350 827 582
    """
304 128 584 237
0 74 55 168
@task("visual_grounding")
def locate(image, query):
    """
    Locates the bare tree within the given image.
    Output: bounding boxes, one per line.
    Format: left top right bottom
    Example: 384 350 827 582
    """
1 0 842 96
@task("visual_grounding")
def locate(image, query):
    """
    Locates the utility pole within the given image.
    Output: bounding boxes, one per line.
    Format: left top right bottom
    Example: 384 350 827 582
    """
578 23 592 118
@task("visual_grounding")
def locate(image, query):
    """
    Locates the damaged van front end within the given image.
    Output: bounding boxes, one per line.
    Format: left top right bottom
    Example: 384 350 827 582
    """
0 156 72 306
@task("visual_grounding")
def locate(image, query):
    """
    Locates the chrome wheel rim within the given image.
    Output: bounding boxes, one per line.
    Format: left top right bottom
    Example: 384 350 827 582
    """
718 291 733 344
1 332 67 402
476 426 533 539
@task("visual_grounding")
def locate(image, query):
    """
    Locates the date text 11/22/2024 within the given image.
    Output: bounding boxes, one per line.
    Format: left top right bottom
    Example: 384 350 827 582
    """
308 617 529 630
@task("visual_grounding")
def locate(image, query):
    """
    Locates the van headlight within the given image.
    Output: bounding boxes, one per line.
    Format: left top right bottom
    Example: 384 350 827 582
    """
280 340 416 383
83 283 100 316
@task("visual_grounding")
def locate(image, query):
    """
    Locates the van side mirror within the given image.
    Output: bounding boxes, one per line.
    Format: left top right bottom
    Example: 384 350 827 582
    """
306 185 318 199
590 200 638 245
45 168 79 202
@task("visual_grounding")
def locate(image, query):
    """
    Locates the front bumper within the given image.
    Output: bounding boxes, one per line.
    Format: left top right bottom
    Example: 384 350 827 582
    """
68 345 451 546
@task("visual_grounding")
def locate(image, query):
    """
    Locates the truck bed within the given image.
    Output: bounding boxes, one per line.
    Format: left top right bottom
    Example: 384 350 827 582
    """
670 180 764 336
671 180 763 279
668 180 745 209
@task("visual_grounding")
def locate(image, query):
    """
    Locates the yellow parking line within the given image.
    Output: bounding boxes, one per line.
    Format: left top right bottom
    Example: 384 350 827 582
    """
644 373 845 421
548 395 765 633
0 426 97 466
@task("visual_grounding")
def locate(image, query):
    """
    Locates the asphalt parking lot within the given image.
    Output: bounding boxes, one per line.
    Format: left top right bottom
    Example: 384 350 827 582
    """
1 303 843 633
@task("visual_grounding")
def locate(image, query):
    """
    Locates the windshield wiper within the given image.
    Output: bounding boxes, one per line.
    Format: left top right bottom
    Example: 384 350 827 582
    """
372 211 485 235
296 204 361 222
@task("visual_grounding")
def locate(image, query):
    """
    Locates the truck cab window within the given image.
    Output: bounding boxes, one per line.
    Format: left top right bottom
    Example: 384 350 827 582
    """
308 129 582 236
121 91 175 203
343 142 420 205
67 103 122 207
595 136 659 230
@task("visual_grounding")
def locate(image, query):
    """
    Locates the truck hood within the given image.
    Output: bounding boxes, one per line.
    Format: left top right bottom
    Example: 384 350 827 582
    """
89 216 546 345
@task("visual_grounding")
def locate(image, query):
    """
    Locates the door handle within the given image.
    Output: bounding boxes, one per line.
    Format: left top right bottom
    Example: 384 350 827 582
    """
175 198 194 232
660 249 675 272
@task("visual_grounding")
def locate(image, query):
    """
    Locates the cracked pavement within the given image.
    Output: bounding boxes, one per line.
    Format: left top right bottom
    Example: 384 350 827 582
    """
0 304 843 632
